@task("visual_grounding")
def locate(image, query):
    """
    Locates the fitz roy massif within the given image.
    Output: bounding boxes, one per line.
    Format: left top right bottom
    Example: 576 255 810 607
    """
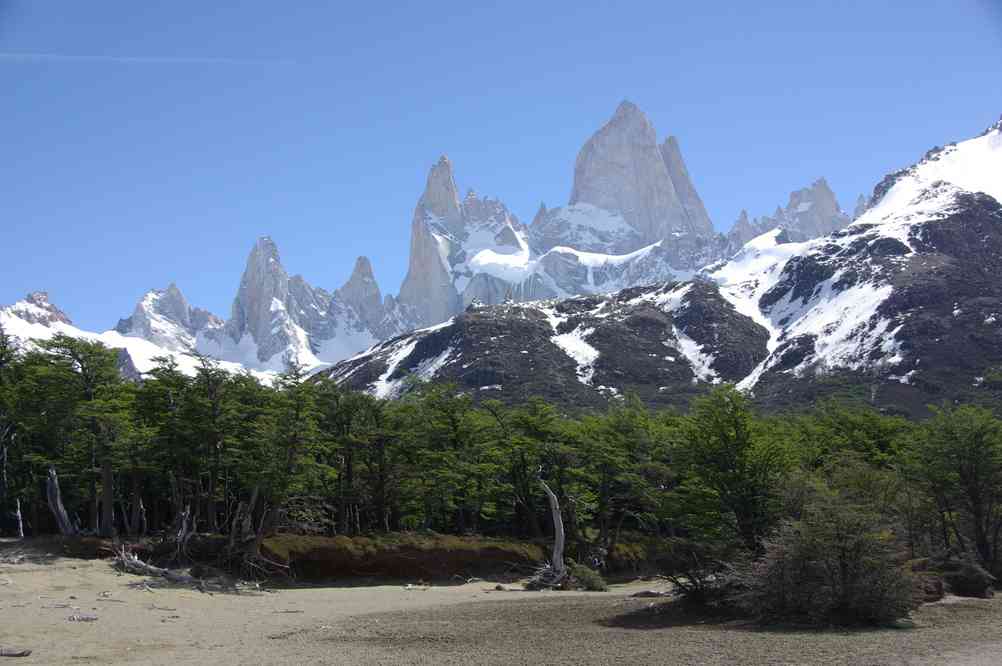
4 103 1002 415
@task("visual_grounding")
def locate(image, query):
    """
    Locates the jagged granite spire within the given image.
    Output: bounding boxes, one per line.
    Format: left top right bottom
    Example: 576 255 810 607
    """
853 194 869 220
727 179 850 247
10 292 73 326
418 155 463 235
335 256 384 332
569 100 688 243
225 236 290 358
661 135 714 235
396 158 464 327
116 282 222 351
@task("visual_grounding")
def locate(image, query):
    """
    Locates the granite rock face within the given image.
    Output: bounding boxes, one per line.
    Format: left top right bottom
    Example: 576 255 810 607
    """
9 292 73 327
115 283 222 351
660 135 714 237
569 101 691 244
396 102 722 330
725 178 851 253
335 256 384 333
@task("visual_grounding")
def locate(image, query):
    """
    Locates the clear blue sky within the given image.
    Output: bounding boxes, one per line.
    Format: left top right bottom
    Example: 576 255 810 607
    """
2 0 1001 331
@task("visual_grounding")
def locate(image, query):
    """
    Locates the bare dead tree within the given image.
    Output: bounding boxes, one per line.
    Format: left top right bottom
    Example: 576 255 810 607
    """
46 467 77 536
527 472 568 589
540 478 566 579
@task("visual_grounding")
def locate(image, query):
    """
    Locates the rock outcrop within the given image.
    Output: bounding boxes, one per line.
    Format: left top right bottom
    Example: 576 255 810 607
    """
725 178 851 252
115 283 222 351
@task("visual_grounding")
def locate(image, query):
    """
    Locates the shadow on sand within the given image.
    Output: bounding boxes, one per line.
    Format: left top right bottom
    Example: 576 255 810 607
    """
598 598 913 636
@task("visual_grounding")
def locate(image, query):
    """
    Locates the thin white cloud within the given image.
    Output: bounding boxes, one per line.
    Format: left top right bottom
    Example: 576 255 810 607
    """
0 52 297 65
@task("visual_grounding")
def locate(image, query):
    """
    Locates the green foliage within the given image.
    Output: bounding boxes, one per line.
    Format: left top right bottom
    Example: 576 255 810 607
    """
904 405 1002 577
672 386 793 551
982 366 1002 390
1 324 1001 625
735 492 914 626
568 561 608 591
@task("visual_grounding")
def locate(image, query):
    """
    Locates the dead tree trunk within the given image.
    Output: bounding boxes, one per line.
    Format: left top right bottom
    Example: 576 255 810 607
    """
540 479 566 578
15 497 24 539
100 457 115 538
46 467 77 536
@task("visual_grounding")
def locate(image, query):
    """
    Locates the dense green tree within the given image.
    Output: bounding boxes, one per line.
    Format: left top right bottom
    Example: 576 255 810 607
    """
906 405 1002 576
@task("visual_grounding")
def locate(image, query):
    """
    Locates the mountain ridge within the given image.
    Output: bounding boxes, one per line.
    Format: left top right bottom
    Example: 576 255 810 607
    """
4 104 995 399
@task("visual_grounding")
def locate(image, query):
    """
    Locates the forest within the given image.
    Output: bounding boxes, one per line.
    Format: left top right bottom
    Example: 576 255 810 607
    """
1 325 1000 623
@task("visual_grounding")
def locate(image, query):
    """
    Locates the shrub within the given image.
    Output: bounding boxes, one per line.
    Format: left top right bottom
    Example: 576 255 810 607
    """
982 366 1002 389
659 537 740 605
734 497 914 626
940 557 996 598
568 562 608 591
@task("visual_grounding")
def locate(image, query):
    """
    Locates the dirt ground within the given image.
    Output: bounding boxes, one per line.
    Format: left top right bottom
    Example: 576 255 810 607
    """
2 539 1001 665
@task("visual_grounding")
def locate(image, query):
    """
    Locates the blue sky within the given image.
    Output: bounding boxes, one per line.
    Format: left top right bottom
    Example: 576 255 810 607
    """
2 0 1001 331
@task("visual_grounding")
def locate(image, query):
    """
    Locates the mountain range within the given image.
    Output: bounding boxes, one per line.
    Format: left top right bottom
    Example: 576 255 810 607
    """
4 103 998 414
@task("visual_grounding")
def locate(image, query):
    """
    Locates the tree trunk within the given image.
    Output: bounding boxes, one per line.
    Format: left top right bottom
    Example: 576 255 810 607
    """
15 497 24 539
540 479 565 577
100 457 114 538
46 467 77 536
129 473 142 537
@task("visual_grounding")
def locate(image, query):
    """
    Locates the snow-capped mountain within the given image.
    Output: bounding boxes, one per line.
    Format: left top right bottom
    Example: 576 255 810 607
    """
396 102 719 328
6 105 999 405
2 241 393 379
321 115 1002 415
125 238 389 373
115 283 223 352
324 280 769 409
0 292 260 380
726 178 851 250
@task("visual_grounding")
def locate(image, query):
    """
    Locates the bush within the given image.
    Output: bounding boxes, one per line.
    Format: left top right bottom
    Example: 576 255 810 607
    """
940 557 996 598
734 497 914 626
568 562 608 591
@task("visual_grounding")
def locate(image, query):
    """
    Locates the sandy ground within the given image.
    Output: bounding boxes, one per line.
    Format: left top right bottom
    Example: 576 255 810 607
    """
2 541 1002 665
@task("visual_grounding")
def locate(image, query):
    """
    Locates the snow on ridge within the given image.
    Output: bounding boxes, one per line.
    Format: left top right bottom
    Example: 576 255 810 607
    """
709 230 808 352
539 303 600 386
552 326 599 385
858 122 1002 232
371 338 420 399
671 326 719 384
0 304 274 383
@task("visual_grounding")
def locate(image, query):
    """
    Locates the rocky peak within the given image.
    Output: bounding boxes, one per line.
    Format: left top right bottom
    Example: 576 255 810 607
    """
11 291 73 326
115 283 222 351
225 236 293 352
568 102 709 266
660 135 714 236
729 178 850 246
158 282 193 330
336 256 384 331
853 194 869 220
418 155 463 233
532 202 548 225
569 101 680 241
982 114 1002 136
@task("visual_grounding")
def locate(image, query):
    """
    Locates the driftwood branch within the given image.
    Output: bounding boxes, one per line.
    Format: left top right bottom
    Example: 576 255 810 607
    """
114 547 201 587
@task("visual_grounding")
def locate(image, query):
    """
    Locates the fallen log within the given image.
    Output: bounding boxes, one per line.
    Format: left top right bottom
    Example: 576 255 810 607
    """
113 547 199 586
0 647 32 658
